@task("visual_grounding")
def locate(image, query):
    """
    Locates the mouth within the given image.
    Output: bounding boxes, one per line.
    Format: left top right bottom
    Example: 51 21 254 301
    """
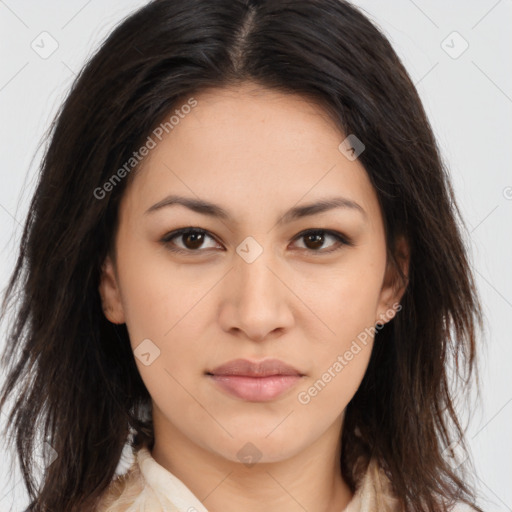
206 358 305 402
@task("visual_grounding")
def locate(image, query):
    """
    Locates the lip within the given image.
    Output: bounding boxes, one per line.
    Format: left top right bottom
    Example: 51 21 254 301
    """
206 358 304 402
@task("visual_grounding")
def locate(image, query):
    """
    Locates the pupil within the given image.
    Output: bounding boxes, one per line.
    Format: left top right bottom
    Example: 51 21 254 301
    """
307 233 324 249
185 232 204 249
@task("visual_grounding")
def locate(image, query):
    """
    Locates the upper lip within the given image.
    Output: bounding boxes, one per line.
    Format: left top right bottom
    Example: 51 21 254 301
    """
207 358 303 377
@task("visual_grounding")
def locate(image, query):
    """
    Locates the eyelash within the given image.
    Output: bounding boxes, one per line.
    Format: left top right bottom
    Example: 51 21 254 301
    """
159 227 353 255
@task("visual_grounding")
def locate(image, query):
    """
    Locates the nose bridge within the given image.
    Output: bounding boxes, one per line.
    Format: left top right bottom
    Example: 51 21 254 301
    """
223 234 292 339
235 234 281 305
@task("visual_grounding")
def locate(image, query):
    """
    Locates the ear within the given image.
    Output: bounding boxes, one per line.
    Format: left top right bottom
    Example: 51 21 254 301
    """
375 235 409 326
98 254 126 324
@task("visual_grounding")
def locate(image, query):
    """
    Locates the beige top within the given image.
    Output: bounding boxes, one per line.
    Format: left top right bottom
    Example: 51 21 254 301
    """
96 445 471 512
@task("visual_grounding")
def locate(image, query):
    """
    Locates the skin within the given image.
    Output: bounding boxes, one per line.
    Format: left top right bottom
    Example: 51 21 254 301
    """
99 82 409 512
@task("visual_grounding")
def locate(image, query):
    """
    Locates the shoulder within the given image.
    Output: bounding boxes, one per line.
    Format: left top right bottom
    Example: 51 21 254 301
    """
95 463 143 512
94 444 208 512
349 458 480 512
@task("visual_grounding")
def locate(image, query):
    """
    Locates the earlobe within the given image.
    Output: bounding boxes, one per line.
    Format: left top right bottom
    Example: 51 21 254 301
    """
376 235 410 326
98 255 126 324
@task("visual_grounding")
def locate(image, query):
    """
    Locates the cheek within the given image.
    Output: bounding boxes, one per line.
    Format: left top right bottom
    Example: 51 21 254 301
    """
114 242 217 404
296 340 373 423
115 237 212 347
294 275 377 421
302 250 386 342
295 250 385 406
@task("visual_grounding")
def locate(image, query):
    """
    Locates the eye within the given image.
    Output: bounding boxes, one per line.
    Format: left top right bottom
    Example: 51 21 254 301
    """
160 228 221 253
160 228 353 254
291 229 353 253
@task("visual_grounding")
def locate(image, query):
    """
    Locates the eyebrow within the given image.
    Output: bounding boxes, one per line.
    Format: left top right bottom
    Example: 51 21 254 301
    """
144 194 366 223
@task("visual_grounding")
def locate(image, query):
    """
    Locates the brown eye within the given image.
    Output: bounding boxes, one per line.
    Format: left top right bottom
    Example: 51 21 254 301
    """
181 231 206 250
161 227 352 255
303 232 325 250
293 229 352 253
161 228 221 253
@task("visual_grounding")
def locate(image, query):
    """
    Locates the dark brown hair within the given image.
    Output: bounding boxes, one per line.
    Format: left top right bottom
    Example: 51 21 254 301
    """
0 0 483 510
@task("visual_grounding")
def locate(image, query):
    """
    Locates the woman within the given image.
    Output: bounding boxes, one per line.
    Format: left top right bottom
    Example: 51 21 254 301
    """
0 0 483 511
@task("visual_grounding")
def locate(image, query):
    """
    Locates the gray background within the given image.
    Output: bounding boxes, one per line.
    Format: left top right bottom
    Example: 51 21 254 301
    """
0 0 511 510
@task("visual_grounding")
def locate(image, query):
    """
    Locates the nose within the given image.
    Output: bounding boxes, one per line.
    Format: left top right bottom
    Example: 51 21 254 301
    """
218 243 295 342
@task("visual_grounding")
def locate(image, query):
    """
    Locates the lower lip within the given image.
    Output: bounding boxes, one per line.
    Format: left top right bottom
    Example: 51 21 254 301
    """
208 374 302 401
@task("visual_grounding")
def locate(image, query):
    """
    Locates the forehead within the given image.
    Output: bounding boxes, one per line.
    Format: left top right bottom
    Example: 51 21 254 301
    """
186 83 343 151
120 83 380 227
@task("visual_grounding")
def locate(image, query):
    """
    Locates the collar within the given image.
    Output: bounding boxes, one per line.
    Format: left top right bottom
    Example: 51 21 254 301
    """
97 445 401 512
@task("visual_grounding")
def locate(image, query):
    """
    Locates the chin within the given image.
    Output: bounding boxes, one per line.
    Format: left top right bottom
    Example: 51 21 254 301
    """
205 430 307 465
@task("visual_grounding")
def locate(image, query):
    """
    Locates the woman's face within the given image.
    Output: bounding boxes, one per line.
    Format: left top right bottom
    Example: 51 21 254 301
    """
100 82 407 465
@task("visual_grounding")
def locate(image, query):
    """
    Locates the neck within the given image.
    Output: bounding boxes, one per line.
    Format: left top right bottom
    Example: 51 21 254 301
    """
150 407 353 512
